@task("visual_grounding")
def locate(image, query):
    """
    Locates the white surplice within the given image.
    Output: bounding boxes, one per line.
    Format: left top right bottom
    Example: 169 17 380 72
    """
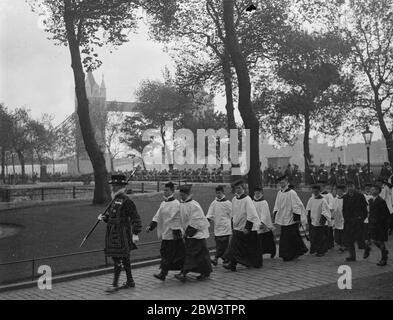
332 196 344 230
232 195 261 232
273 188 305 226
306 196 331 227
180 199 210 239
253 199 274 233
152 198 182 240
206 198 232 237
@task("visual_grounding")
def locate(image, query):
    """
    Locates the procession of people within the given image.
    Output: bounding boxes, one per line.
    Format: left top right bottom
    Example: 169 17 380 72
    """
99 169 393 291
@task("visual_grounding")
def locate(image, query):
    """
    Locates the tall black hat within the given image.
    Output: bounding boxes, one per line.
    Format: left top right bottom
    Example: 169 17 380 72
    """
311 184 321 190
232 179 245 187
165 181 176 190
178 184 192 194
109 174 128 186
215 185 225 192
277 175 288 182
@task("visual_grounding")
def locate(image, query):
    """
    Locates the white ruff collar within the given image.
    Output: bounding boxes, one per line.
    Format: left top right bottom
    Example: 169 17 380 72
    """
111 188 126 199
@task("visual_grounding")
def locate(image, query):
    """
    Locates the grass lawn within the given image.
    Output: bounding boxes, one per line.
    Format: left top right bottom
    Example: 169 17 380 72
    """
0 185 311 284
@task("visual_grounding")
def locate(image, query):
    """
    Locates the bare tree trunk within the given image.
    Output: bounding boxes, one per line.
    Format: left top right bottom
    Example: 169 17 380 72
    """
76 149 81 174
16 150 26 183
11 152 15 175
375 100 393 164
140 155 147 171
223 0 261 197
64 1 110 204
222 50 236 131
385 137 393 164
160 126 174 172
110 153 115 173
303 112 312 185
1 148 5 183
31 150 34 178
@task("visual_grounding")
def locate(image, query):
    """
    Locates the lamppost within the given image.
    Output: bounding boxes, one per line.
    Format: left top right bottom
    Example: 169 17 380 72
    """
362 126 373 181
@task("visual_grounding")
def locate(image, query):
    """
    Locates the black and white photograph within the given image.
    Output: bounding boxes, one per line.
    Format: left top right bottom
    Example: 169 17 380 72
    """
1 0 393 307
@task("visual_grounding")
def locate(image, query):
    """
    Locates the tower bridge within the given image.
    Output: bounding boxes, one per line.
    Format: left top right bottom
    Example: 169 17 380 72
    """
55 71 138 174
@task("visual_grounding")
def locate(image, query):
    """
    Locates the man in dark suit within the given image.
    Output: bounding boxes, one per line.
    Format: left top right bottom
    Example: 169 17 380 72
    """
99 174 142 292
342 181 368 261
364 185 390 266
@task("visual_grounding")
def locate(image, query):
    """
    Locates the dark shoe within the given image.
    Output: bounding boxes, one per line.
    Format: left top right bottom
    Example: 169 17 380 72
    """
174 273 187 282
153 272 166 281
363 247 371 259
345 257 356 262
105 285 119 293
377 259 387 266
196 273 210 281
339 247 345 253
283 257 294 262
316 253 325 257
210 258 218 266
223 263 237 272
119 281 135 289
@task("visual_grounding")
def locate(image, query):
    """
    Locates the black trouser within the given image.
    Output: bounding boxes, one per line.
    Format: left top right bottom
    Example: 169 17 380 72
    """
112 257 133 286
373 241 388 260
347 239 366 259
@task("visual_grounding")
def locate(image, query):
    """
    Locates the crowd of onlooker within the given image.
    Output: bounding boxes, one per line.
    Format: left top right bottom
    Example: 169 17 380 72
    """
2 162 392 189
129 167 228 183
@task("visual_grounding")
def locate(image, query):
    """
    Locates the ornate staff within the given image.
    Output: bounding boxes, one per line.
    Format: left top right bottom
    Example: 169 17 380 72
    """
79 170 136 248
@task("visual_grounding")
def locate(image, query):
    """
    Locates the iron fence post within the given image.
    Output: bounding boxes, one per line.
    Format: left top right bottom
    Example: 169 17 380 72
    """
32 258 35 281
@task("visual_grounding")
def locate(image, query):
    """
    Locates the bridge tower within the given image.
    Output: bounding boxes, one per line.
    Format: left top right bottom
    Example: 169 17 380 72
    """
75 71 108 163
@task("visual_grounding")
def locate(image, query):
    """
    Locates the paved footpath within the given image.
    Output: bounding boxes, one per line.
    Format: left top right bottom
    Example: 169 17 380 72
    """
1 239 393 300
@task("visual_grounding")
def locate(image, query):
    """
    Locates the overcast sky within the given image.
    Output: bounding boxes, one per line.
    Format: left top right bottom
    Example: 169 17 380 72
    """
0 0 381 145
0 0 180 126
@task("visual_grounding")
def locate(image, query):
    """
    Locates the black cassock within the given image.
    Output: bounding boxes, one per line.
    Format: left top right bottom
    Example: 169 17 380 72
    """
224 229 263 268
160 239 186 271
279 224 308 260
309 226 328 254
183 238 212 275
259 231 276 256
215 235 230 259
342 192 367 247
368 196 390 242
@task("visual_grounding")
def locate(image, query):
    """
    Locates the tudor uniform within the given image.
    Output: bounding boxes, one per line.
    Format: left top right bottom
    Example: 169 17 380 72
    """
206 185 232 266
100 174 142 292
147 182 185 281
